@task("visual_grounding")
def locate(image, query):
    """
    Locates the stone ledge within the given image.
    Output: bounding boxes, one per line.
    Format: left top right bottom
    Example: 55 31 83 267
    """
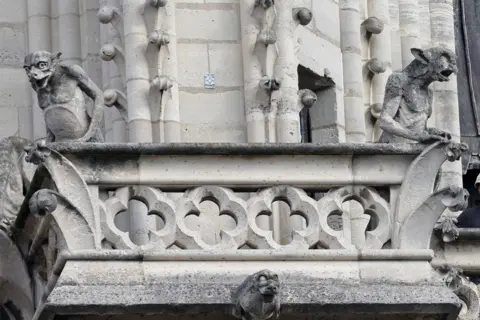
33 258 460 319
37 283 460 320
46 142 425 156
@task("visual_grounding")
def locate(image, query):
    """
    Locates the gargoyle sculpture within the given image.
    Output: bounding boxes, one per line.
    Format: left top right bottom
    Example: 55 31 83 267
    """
379 47 458 144
24 51 105 142
232 269 280 320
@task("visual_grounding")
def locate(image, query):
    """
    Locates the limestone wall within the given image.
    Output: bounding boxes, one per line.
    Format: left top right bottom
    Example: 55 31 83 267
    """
0 0 460 151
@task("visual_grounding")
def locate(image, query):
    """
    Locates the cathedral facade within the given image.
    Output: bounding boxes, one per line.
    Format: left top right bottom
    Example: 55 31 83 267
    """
0 1 479 319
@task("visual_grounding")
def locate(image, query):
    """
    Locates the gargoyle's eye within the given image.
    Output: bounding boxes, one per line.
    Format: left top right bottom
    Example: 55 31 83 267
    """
259 276 267 282
38 62 48 69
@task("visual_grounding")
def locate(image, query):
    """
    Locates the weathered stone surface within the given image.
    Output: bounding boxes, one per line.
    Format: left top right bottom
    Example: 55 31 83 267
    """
379 47 458 144
0 136 35 226
24 51 105 142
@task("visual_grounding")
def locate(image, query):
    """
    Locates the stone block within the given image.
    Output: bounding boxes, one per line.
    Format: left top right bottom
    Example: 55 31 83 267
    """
312 0 340 44
208 43 243 87
295 27 343 87
0 68 30 109
0 0 26 22
177 43 209 87
176 6 240 41
359 261 439 284
179 89 246 142
0 26 26 68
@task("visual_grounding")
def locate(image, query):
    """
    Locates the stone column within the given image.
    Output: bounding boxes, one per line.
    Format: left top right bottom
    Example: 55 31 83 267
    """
389 0 402 71
419 0 435 128
368 0 392 142
161 2 180 143
123 0 153 245
57 0 82 66
430 0 463 191
149 1 181 143
27 0 51 140
398 0 420 67
240 0 268 143
340 0 366 143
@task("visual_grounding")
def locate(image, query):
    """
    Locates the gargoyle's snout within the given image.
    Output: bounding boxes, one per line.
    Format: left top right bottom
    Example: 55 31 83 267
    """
263 284 278 295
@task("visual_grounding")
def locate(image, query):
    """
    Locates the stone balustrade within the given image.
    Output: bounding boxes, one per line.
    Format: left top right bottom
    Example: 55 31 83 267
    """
6 141 474 320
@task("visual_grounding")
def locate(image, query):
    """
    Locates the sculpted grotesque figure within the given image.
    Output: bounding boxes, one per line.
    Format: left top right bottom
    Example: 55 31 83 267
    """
232 270 280 320
379 47 458 144
24 51 104 142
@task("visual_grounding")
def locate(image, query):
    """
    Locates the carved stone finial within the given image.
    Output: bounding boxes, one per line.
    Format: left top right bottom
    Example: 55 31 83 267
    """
104 89 128 123
24 51 105 142
152 76 173 91
232 270 280 320
435 216 459 242
446 141 469 162
437 265 464 291
259 76 280 93
438 185 469 213
299 89 317 108
366 58 386 75
29 190 58 217
148 30 170 46
147 0 167 8
378 47 458 144
24 140 51 165
97 6 116 24
294 8 313 26
100 44 117 61
362 17 385 34
257 30 277 46
255 0 274 9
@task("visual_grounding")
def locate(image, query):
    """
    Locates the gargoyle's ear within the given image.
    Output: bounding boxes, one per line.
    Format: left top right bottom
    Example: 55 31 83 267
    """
23 53 32 67
411 48 430 64
52 52 62 63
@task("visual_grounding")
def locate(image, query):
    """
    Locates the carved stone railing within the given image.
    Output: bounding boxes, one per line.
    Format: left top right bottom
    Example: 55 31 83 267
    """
9 141 469 319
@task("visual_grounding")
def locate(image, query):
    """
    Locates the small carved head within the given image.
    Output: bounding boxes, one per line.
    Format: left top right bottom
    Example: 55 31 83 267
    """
254 270 280 299
23 51 62 89
410 47 457 82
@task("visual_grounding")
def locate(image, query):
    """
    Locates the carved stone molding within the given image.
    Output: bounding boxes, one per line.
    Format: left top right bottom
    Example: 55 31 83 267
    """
21 146 100 250
101 186 176 250
175 186 248 249
28 189 96 251
393 141 468 248
317 186 391 249
397 185 469 249
247 186 320 249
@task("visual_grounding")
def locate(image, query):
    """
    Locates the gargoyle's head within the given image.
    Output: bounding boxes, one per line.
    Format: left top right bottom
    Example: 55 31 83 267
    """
24 51 62 89
254 270 279 300
411 47 457 82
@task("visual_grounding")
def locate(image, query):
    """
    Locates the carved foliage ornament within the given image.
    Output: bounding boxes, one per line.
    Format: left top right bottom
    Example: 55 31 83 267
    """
436 265 480 320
